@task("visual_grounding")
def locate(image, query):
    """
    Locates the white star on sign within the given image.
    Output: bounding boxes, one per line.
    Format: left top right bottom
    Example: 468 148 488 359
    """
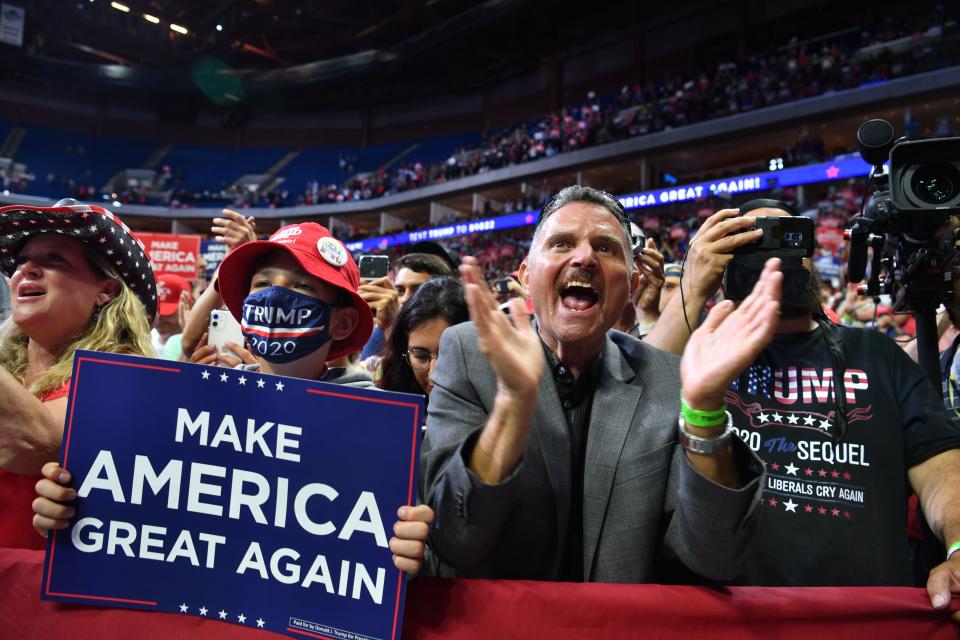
771 412 783 422
784 462 799 476
201 370 210 380
220 373 229 383
786 414 800 425
783 499 798 513
756 412 769 422
198 606 208 616
238 375 247 386
275 381 284 391
257 378 266 389
237 614 247 624
218 610 228 620
803 415 817 426
818 419 831 431
256 618 265 628
179 603 188 613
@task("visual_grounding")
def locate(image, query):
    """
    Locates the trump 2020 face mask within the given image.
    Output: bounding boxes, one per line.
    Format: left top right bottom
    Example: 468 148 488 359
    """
240 287 333 363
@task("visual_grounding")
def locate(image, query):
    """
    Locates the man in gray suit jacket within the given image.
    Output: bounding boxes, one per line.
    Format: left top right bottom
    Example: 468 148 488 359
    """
422 185 779 582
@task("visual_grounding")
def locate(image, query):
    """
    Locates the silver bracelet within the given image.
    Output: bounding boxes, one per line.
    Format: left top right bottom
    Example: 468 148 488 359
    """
678 412 734 455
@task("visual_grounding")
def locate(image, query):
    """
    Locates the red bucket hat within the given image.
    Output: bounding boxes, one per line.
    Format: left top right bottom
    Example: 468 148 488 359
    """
217 222 373 361
0 202 157 320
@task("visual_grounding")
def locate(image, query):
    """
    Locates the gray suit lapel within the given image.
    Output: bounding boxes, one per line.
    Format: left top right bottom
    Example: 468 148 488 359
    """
582 335 643 578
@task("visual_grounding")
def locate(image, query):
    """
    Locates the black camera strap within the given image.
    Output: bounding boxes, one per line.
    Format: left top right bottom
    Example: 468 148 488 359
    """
815 314 849 443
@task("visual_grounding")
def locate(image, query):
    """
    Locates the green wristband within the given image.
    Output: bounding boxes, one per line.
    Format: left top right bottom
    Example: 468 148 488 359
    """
947 540 960 560
680 397 728 427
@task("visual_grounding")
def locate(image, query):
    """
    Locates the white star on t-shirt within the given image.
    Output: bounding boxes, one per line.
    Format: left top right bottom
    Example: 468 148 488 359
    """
275 381 284 391
783 499 798 513
756 412 769 423
179 603 188 613
803 415 817 426
201 370 210 380
257 378 266 389
784 463 799 476
786 414 800 425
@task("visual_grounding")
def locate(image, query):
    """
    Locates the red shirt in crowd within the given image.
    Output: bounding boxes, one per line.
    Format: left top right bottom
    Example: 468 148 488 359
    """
0 381 71 550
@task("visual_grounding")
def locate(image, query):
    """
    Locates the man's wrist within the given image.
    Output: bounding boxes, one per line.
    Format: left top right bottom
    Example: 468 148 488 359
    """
681 390 726 413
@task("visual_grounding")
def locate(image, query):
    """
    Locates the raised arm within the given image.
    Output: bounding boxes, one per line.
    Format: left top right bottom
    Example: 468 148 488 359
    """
458 256 544 484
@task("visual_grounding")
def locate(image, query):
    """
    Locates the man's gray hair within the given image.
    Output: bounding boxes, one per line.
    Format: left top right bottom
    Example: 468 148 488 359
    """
530 185 635 270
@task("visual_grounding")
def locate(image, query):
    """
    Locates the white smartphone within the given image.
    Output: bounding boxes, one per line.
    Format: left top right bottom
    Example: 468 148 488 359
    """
208 309 244 355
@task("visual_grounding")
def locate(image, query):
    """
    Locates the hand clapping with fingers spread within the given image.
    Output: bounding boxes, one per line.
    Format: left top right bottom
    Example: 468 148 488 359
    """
459 256 544 399
681 257 783 410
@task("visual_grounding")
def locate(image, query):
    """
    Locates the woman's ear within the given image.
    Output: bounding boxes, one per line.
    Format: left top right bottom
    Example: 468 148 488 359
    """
330 306 359 341
96 279 121 307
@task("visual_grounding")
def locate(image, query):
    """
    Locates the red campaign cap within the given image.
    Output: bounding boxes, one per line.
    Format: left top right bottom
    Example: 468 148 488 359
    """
217 222 373 360
156 273 192 317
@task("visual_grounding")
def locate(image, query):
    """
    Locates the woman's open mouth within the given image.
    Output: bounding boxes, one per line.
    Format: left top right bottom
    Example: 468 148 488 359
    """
16 283 46 301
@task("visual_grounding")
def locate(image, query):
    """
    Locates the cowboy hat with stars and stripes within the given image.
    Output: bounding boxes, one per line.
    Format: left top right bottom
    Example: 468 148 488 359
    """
0 200 157 320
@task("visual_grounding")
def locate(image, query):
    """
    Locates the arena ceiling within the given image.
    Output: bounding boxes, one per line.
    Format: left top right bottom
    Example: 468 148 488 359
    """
5 0 831 113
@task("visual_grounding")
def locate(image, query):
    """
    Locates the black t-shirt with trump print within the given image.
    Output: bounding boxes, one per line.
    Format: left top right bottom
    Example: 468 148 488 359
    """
726 324 960 586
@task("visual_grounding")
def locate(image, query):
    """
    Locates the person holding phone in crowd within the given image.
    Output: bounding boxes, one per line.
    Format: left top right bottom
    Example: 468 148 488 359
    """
0 200 155 550
31 221 433 575
357 252 453 360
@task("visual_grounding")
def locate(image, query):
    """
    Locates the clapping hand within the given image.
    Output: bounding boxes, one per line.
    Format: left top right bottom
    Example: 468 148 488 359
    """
680 258 782 410
460 256 543 398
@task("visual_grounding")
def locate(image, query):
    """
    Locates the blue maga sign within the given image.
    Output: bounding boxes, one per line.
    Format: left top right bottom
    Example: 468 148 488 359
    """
40 350 423 640
200 240 229 280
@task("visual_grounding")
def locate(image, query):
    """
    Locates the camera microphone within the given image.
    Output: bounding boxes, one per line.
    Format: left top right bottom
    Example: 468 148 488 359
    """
857 119 895 166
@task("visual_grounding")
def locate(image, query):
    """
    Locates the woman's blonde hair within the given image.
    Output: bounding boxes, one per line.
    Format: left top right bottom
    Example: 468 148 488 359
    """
0 243 154 399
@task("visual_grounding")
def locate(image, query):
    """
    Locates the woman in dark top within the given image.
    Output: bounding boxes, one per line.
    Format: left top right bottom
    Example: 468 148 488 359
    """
378 276 468 400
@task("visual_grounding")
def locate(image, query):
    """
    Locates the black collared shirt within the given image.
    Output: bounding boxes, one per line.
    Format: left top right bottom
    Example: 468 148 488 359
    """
541 340 603 582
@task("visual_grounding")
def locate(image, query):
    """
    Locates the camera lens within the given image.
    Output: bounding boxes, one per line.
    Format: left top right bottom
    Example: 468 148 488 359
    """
212 321 219 327
911 164 960 205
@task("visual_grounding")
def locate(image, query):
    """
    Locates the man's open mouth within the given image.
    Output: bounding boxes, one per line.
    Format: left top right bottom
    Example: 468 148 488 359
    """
560 280 599 311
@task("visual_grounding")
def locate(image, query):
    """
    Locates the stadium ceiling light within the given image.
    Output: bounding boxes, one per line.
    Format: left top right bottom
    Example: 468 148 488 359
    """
110 2 130 12
216 24 223 32
170 23 188 35
143 14 160 24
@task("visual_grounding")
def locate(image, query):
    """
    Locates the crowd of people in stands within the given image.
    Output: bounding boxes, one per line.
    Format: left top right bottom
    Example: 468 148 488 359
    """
279 4 956 205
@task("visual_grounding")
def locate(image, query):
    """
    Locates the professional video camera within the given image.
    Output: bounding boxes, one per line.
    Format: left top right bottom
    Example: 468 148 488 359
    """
845 118 960 385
